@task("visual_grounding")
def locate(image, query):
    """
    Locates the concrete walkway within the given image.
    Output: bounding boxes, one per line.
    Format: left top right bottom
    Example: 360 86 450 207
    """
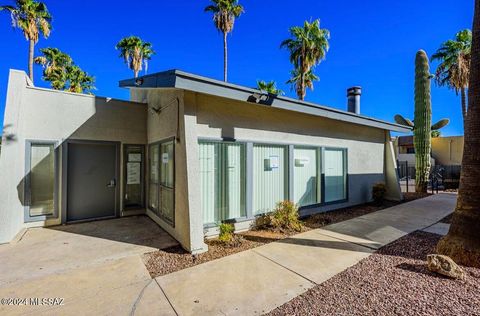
0 193 456 316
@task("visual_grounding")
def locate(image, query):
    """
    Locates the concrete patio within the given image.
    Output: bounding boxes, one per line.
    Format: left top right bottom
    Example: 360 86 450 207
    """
0 193 457 316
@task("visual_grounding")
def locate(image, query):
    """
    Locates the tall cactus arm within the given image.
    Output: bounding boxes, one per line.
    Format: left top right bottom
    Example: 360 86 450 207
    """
431 118 450 130
394 114 415 127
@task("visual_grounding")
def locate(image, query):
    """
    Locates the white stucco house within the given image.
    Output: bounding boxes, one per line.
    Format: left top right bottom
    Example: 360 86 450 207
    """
0 69 410 253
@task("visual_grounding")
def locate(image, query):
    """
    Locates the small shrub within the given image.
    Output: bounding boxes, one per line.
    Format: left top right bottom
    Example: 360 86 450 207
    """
254 201 303 232
218 223 234 243
218 223 244 247
372 182 387 205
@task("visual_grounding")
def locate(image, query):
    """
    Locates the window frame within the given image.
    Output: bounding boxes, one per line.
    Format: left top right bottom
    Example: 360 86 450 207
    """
293 146 322 207
148 137 176 227
24 140 59 223
198 138 349 226
321 147 349 205
123 144 145 210
252 142 289 216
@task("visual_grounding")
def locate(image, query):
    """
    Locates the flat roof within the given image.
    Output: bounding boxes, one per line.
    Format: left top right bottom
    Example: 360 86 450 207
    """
119 69 411 133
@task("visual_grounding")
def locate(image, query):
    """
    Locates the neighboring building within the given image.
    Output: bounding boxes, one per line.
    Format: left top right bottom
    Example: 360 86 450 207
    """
394 135 464 166
0 69 410 253
431 136 464 165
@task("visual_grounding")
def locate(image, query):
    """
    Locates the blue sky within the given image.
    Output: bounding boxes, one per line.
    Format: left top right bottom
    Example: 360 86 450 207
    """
0 0 474 136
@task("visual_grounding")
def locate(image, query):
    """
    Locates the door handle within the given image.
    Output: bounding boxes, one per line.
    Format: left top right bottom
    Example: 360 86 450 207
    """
106 179 116 188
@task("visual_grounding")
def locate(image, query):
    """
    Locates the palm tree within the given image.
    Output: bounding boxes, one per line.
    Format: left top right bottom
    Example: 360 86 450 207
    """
280 19 329 100
287 68 319 100
115 36 155 78
65 65 95 94
0 0 52 82
204 0 244 82
437 0 480 267
256 80 284 95
34 47 72 90
432 30 472 125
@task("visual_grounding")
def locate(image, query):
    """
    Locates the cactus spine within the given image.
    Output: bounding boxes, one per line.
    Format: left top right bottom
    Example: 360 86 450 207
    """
414 50 432 193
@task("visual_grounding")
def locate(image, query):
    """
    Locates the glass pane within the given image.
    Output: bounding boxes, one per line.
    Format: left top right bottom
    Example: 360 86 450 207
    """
222 143 246 220
150 144 159 183
253 145 287 215
324 149 346 202
199 142 217 224
294 147 319 207
149 183 158 212
160 186 174 222
160 141 174 188
125 146 143 208
149 144 159 212
199 142 246 224
159 140 174 223
29 144 55 216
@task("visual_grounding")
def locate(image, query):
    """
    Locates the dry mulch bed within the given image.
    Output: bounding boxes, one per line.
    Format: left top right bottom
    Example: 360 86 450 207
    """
267 231 480 316
143 230 288 277
143 192 430 278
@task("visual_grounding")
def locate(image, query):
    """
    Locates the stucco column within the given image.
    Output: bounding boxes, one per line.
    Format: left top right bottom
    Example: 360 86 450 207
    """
384 131 403 201
183 95 208 254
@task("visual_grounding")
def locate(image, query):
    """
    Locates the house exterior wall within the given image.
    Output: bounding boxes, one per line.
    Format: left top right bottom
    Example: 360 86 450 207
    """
130 88 207 254
183 91 401 235
0 70 147 244
431 136 464 165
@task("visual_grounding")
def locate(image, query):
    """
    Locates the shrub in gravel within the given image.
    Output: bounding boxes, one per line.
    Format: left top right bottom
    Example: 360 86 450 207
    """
255 201 303 233
219 223 234 243
218 223 244 247
372 182 387 205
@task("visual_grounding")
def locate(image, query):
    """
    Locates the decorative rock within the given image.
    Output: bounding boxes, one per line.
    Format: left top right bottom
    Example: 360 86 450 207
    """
427 254 466 280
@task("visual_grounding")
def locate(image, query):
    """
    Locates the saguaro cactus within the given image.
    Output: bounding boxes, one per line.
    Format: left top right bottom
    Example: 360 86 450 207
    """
414 50 433 192
395 50 449 193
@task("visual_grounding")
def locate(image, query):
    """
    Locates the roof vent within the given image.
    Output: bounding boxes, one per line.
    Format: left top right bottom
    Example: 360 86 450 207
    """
347 86 361 114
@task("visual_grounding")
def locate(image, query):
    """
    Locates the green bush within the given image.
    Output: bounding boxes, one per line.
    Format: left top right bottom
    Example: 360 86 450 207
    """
218 223 235 243
372 182 387 205
255 201 303 232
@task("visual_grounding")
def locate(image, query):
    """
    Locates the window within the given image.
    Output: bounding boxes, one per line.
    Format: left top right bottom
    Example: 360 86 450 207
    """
252 144 288 215
294 147 321 207
124 145 144 209
148 144 159 212
199 141 246 224
25 141 56 221
148 139 175 225
324 148 347 203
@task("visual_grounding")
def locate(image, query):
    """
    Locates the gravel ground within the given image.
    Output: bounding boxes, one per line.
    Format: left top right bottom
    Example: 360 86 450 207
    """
267 231 480 316
143 193 430 278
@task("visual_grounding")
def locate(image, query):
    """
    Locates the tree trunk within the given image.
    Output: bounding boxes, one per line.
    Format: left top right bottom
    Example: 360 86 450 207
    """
134 70 139 78
461 87 467 127
223 32 228 82
28 39 34 83
437 0 480 267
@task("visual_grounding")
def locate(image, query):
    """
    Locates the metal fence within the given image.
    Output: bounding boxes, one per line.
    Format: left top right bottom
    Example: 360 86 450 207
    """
397 160 461 192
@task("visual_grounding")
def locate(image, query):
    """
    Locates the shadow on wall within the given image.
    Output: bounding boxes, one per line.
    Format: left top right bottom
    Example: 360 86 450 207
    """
191 93 385 143
298 173 384 216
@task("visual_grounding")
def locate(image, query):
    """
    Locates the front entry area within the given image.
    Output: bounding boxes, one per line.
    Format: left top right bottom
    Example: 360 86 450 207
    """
66 141 119 222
